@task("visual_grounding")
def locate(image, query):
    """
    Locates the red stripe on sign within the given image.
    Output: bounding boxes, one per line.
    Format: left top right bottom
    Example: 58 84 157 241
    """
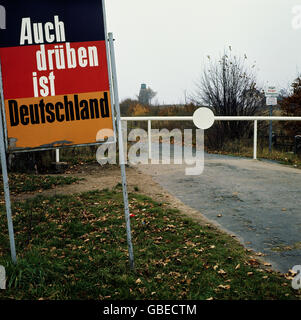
0 41 110 100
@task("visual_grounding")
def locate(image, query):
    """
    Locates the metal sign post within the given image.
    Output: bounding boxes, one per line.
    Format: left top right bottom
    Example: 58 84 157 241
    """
269 105 273 153
265 87 278 153
108 32 135 270
0 61 17 264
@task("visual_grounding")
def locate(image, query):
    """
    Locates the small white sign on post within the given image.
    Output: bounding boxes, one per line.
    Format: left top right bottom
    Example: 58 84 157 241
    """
266 96 278 106
265 86 278 106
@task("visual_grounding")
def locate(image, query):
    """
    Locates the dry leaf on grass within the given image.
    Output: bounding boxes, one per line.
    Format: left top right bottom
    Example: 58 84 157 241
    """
218 284 231 290
218 269 227 275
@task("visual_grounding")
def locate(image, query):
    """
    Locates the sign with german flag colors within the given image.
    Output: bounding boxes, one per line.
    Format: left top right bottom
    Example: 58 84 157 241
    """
0 0 114 152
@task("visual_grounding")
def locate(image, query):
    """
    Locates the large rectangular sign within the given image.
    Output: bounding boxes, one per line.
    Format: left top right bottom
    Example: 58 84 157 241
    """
0 0 114 152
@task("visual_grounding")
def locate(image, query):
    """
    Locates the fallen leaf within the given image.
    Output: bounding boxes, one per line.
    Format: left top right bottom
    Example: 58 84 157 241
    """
256 252 264 257
218 269 227 275
248 259 260 266
218 284 231 290
288 269 298 276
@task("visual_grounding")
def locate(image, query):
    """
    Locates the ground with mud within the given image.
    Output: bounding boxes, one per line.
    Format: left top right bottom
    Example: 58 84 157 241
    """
13 152 301 273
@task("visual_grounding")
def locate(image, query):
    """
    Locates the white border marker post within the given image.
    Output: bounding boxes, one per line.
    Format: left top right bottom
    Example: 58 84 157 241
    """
193 107 215 130
108 33 134 270
0 60 17 264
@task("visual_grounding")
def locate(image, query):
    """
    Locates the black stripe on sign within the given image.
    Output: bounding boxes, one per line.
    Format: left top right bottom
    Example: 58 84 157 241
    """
0 0 106 48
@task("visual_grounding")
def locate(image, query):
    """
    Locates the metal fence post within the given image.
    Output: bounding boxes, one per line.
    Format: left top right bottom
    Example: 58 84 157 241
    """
269 106 273 153
56 149 60 163
253 120 258 160
148 120 152 160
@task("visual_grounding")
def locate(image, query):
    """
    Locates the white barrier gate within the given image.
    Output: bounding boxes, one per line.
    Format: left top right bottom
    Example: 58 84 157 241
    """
56 114 301 162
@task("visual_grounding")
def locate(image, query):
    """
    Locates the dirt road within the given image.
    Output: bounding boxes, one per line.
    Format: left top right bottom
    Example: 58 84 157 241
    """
138 153 301 273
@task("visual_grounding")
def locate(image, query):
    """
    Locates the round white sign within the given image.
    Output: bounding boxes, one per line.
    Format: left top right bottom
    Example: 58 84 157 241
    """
193 107 215 130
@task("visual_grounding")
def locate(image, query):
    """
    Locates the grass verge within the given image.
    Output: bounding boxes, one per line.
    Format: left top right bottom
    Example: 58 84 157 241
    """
60 147 98 166
208 147 301 168
0 174 82 195
0 189 300 300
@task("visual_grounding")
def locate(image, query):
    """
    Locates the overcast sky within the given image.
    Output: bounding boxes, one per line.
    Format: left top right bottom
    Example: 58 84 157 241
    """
105 0 301 104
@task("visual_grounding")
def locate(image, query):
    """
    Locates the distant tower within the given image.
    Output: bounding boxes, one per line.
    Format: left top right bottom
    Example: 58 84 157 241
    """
138 83 149 105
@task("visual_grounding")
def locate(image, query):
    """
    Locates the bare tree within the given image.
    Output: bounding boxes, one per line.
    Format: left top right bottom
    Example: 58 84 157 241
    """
280 77 301 136
192 50 263 147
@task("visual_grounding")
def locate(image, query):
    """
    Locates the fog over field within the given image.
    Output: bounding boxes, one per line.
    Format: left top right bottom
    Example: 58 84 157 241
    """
106 0 301 104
